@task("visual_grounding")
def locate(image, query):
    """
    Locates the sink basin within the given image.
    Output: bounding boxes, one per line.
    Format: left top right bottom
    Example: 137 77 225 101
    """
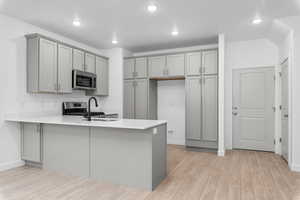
83 118 119 122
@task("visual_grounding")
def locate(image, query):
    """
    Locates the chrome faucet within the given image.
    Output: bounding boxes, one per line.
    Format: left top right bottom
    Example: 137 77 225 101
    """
86 97 98 121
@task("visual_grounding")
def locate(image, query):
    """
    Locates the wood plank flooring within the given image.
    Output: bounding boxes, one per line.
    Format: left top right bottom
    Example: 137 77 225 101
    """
0 145 299 200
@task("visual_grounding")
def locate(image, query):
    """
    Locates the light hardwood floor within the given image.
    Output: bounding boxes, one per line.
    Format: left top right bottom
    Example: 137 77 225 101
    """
0 145 299 200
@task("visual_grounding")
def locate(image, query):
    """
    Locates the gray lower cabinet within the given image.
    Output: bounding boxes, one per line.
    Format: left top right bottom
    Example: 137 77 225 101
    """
21 123 41 163
43 124 90 177
186 75 218 148
87 56 109 96
123 79 149 119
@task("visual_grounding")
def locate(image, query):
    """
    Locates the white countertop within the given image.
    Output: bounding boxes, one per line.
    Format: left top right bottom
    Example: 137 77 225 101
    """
5 115 167 130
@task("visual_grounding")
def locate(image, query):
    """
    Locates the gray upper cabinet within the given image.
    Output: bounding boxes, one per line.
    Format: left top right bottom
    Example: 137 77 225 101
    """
21 123 41 163
27 36 58 93
135 57 148 78
148 56 166 78
166 54 185 77
85 53 96 73
202 76 218 142
202 50 218 75
124 59 135 79
186 77 202 140
39 38 58 93
73 49 85 71
135 79 148 119
124 80 135 119
58 44 73 93
186 52 201 76
87 56 109 96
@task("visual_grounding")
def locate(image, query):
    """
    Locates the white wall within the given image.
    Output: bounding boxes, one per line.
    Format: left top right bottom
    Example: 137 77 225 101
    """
0 14 115 170
157 80 185 145
224 38 279 149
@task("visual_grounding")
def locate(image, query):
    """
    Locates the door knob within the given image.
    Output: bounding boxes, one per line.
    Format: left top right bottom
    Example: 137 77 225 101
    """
284 114 288 118
232 112 238 116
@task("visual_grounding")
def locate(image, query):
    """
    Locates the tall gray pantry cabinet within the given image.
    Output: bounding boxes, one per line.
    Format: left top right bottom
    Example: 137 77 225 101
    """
124 49 218 149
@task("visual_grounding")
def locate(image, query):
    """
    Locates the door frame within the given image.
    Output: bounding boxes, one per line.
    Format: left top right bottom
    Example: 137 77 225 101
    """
232 66 276 152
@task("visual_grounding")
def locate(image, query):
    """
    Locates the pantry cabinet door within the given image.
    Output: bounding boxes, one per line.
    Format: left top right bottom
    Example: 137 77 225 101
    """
135 57 148 78
202 50 218 75
186 77 202 140
135 79 148 119
186 52 201 76
124 59 135 79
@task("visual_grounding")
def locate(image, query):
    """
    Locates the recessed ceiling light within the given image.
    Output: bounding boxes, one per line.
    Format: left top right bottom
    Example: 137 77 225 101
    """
252 18 262 25
73 18 81 27
171 30 179 36
112 39 118 44
147 3 158 13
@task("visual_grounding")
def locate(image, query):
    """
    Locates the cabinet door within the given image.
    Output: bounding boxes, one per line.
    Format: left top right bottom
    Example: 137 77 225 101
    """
202 76 218 142
95 57 109 96
124 80 135 119
135 79 148 119
148 56 166 78
58 44 72 93
85 53 96 73
135 57 148 78
202 50 218 75
186 52 201 76
186 77 202 140
124 59 135 79
39 38 58 93
73 49 85 71
167 54 185 76
21 123 41 163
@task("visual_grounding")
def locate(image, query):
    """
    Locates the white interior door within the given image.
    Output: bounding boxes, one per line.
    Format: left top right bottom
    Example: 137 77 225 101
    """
281 60 289 161
233 67 275 151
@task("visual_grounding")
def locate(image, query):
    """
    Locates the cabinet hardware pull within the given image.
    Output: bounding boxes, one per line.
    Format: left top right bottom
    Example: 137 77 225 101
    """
284 114 289 118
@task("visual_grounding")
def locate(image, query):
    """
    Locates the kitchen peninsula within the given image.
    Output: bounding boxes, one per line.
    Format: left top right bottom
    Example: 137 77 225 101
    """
6 115 167 190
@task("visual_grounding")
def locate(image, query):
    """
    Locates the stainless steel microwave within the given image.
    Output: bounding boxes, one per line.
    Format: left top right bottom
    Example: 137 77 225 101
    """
72 70 97 90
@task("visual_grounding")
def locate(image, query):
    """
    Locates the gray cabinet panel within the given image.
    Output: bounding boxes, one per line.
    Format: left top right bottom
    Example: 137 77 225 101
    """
135 57 148 78
39 38 58 93
87 56 109 96
202 50 218 75
166 54 185 76
202 76 218 142
21 123 41 163
58 44 72 93
43 125 90 177
85 53 96 73
124 59 135 79
73 49 85 71
148 56 166 78
186 77 202 140
124 80 135 119
186 52 201 76
135 79 148 119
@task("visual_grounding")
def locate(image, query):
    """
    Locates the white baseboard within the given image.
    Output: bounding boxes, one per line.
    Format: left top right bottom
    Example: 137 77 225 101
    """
218 150 225 157
167 137 185 146
0 160 25 172
291 164 300 172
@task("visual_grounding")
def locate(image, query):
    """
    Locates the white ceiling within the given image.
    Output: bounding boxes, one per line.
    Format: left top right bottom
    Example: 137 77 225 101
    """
0 0 299 52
